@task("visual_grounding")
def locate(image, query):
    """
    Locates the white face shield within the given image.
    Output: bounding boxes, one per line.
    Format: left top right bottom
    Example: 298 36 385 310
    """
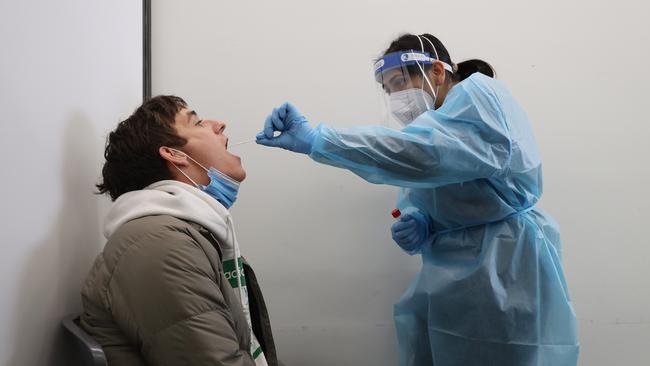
374 38 454 128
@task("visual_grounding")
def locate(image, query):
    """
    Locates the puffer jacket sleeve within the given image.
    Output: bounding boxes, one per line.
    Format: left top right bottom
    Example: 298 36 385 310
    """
109 223 255 366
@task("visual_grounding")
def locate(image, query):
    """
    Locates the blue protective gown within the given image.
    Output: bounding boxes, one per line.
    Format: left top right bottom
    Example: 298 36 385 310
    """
309 73 579 366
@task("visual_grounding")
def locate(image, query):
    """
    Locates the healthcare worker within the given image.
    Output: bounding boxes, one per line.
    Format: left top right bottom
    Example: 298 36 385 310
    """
256 33 579 366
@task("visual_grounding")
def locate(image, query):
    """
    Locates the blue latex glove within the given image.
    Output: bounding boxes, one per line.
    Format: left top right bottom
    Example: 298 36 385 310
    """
391 211 431 254
256 102 317 154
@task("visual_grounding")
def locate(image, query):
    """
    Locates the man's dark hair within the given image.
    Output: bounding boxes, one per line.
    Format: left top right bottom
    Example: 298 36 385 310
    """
97 95 188 201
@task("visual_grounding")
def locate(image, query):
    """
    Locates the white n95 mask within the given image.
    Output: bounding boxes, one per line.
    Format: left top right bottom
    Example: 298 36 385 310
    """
389 88 434 126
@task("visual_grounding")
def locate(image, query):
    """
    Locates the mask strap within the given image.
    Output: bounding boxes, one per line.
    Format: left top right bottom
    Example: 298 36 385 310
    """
417 35 426 54
169 148 209 172
421 35 455 74
421 35 440 62
171 163 199 187
415 35 438 108
168 148 208 187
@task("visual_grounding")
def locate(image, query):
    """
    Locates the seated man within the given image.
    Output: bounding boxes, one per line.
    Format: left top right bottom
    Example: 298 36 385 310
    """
81 95 278 366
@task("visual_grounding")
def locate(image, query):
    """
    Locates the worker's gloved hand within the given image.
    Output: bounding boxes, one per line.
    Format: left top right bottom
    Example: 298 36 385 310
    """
391 210 431 254
256 102 317 154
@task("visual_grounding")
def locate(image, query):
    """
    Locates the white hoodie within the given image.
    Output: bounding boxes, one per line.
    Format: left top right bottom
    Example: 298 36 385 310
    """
104 180 267 366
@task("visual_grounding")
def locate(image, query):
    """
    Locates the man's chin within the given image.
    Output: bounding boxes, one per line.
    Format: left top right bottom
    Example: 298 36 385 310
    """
233 169 246 182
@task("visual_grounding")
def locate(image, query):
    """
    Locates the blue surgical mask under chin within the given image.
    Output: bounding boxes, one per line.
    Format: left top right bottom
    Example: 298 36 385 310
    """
168 149 241 209
198 167 240 209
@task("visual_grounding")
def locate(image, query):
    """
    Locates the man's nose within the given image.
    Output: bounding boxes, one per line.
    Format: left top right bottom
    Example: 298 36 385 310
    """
209 120 226 134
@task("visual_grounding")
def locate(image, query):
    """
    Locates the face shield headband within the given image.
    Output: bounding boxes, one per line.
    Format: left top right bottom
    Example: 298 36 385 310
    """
373 50 454 82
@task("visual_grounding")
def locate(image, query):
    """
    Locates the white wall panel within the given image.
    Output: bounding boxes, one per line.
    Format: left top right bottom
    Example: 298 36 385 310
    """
151 1 650 364
0 1 141 364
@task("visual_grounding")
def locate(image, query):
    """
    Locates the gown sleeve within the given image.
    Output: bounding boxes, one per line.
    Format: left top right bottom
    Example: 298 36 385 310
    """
309 74 513 189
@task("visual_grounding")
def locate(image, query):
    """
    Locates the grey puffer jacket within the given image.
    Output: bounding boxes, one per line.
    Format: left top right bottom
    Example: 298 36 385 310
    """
80 214 278 366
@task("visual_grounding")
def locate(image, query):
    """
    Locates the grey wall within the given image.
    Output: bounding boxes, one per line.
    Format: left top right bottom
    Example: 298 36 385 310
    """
0 1 141 365
151 0 650 365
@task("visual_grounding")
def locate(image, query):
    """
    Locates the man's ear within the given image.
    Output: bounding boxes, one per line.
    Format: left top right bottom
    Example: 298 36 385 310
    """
159 146 190 167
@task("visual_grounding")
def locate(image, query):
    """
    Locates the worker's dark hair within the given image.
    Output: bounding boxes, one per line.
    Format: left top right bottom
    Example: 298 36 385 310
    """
383 33 495 82
96 95 188 201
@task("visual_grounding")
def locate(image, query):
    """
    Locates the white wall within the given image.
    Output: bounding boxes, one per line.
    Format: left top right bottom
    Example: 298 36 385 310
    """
152 0 650 365
0 1 142 365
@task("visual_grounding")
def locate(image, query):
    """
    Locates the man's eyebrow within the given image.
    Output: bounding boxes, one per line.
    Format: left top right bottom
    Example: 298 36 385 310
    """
186 110 197 124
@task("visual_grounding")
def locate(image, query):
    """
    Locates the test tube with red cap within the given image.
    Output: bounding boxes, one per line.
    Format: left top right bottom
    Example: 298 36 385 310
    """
391 208 401 219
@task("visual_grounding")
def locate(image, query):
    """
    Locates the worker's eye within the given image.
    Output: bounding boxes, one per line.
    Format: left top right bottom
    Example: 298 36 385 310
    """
195 119 204 126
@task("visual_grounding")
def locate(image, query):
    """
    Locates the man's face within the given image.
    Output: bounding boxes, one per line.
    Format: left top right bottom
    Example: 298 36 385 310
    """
173 108 246 183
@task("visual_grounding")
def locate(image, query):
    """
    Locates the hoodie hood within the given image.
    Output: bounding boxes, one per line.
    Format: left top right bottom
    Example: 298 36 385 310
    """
104 180 234 252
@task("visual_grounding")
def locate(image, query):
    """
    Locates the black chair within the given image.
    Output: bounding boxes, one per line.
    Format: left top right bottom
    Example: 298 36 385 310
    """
61 314 107 366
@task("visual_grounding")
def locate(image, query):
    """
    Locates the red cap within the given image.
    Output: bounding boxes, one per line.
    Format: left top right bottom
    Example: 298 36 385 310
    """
391 208 401 218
